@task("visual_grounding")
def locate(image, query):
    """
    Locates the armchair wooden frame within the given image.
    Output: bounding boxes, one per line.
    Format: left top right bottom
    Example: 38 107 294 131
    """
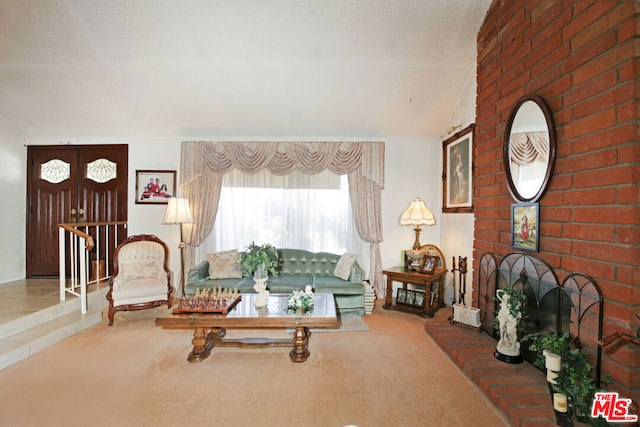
107 234 174 325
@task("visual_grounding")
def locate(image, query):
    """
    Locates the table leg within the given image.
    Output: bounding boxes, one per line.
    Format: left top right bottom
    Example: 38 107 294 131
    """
423 281 432 317
383 276 393 309
289 326 310 362
188 327 224 363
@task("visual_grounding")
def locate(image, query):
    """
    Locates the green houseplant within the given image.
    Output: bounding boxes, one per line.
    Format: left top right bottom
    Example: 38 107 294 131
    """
524 331 610 426
240 242 280 278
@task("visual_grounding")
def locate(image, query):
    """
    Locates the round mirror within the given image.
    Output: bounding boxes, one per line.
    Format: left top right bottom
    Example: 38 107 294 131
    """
503 94 556 202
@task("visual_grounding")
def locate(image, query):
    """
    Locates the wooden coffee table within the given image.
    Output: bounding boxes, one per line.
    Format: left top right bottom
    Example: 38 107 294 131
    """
155 293 338 363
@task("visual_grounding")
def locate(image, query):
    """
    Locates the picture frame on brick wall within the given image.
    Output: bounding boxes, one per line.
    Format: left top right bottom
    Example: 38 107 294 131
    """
511 202 539 252
442 124 474 213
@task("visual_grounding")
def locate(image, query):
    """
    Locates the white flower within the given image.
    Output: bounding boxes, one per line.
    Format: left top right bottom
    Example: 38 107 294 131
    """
287 286 314 311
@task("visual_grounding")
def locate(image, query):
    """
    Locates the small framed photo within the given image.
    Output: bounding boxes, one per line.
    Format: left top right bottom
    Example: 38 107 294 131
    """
443 124 474 213
135 170 176 204
405 290 416 305
396 289 407 304
512 202 540 252
420 255 439 274
414 292 425 307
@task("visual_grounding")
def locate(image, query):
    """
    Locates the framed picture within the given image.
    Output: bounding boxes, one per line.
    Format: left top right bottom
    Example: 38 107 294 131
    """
414 291 425 308
135 170 176 204
420 255 439 274
512 202 540 252
396 289 407 304
443 124 475 213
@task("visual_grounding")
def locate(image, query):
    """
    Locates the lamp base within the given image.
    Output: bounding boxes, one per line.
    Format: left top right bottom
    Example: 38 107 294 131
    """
412 226 422 250
405 250 424 271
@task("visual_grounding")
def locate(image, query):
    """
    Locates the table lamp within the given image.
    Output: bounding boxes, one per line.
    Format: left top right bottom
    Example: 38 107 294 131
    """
400 197 435 269
163 197 194 297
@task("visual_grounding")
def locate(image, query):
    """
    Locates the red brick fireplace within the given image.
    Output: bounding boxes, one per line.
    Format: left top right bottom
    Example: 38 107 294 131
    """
472 0 638 404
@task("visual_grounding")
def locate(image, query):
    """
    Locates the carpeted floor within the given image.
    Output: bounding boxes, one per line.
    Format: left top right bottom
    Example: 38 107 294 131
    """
0 301 510 427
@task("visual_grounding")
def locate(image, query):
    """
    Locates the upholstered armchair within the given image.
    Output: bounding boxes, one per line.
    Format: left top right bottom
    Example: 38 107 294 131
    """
107 234 174 326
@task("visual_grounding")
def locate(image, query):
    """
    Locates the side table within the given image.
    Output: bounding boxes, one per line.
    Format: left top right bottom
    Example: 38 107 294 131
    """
382 266 447 318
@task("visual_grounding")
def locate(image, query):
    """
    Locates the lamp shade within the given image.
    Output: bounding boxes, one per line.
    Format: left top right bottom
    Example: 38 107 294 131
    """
400 197 436 226
162 197 194 224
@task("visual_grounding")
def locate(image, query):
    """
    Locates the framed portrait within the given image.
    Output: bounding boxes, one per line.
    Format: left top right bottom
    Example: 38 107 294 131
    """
442 124 475 213
135 170 176 204
420 255 439 274
512 202 540 252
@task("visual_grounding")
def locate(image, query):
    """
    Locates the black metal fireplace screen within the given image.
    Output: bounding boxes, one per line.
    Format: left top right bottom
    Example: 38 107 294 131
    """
477 252 604 383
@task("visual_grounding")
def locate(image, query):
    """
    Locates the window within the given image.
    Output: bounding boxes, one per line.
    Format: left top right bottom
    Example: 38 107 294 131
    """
199 169 363 259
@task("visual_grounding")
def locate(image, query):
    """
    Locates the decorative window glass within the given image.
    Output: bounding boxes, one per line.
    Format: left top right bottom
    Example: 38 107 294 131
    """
87 158 117 183
41 159 70 184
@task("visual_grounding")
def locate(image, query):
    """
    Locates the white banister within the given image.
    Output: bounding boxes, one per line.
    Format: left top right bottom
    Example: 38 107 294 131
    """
58 222 127 313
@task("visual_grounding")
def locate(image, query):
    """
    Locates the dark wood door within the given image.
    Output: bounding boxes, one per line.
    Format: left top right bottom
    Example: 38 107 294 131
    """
26 145 128 277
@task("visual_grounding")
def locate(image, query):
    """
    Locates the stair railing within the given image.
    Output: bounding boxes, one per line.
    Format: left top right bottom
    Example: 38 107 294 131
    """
58 221 127 313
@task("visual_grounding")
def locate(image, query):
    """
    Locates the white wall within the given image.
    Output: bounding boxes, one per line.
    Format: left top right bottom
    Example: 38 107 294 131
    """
438 64 478 307
0 117 27 283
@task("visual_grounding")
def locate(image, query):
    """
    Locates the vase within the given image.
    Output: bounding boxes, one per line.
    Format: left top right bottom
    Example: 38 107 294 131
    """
544 351 562 371
254 263 268 280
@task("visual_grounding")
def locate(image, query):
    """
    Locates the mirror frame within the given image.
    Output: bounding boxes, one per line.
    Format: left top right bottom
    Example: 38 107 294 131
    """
503 93 557 203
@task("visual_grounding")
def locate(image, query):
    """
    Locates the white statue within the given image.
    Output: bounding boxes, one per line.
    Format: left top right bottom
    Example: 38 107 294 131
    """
253 278 269 307
496 289 522 357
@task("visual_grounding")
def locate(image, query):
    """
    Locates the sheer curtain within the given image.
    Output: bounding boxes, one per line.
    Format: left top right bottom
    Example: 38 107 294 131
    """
195 169 364 263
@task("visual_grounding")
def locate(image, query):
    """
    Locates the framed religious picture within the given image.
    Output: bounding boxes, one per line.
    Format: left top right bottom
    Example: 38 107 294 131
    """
442 124 475 213
135 170 176 204
511 202 540 252
420 255 439 274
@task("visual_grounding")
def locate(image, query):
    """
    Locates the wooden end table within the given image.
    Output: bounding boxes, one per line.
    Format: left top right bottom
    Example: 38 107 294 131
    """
155 293 338 363
382 266 447 318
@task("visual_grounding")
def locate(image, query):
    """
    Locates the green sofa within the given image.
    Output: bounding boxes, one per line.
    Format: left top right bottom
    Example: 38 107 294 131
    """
186 248 366 316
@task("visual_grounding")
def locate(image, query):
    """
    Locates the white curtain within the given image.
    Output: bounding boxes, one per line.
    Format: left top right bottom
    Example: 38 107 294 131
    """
196 169 363 264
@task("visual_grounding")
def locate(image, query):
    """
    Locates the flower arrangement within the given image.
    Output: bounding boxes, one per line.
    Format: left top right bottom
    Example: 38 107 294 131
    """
287 285 315 312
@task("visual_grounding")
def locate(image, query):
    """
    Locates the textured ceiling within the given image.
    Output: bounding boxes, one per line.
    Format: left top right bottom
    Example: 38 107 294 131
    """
0 0 491 140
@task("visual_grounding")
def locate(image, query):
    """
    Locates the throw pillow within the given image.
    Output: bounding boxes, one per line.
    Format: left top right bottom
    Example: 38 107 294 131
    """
207 250 242 279
334 253 357 281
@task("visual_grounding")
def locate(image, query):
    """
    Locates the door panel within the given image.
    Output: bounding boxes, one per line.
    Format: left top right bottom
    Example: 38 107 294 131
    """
26 145 128 277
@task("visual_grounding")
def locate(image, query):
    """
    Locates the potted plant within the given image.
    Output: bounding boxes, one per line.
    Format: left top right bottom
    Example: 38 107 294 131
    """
240 242 280 279
493 287 527 364
524 331 610 426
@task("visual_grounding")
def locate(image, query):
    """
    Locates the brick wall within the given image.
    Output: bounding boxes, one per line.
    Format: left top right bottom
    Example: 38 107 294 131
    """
474 0 639 402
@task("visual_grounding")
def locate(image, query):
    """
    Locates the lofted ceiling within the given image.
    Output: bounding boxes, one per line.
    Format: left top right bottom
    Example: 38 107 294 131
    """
0 0 491 140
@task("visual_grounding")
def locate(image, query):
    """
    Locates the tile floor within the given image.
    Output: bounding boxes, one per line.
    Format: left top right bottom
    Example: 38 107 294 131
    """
0 278 107 325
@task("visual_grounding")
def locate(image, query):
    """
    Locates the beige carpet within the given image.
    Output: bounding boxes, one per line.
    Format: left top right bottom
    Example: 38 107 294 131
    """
0 301 510 427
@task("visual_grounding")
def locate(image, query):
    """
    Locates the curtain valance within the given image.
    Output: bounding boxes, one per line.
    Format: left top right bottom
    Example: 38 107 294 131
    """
181 141 384 189
508 131 549 166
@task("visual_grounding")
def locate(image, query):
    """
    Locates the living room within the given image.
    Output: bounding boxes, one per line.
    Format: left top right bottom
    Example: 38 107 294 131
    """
0 0 637 424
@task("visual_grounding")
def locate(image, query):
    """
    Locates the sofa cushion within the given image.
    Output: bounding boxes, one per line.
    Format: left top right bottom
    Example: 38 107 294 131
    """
267 275 314 293
333 253 357 280
207 250 242 279
314 276 365 295
118 262 164 283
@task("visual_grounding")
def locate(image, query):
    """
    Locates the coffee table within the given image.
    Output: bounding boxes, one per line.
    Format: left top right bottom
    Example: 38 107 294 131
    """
155 293 338 363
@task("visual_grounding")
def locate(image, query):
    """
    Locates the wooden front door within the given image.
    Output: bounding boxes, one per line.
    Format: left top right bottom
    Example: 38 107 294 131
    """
26 145 128 277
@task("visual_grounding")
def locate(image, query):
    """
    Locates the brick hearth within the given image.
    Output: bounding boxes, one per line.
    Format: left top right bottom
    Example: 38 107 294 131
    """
424 319 558 427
